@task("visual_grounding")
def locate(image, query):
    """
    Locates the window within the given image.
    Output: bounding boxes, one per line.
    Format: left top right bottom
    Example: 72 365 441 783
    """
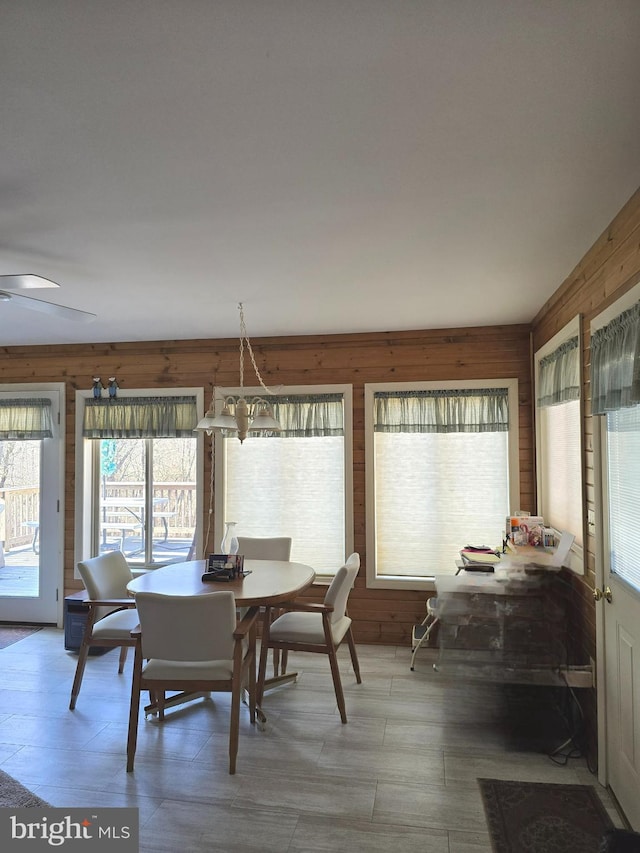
592 287 640 594
215 386 352 576
534 317 584 570
75 390 203 569
605 405 640 591
365 380 520 589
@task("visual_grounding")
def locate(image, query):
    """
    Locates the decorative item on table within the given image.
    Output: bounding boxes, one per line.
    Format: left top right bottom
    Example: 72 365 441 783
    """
507 514 545 547
220 520 239 555
203 553 246 582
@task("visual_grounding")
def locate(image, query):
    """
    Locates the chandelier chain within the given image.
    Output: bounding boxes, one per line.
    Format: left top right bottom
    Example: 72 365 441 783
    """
238 302 275 396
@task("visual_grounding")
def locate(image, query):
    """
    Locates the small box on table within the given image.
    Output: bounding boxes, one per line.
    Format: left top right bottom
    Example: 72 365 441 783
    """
202 554 246 582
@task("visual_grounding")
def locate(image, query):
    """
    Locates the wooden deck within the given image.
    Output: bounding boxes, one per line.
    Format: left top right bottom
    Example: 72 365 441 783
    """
0 549 38 597
0 538 193 598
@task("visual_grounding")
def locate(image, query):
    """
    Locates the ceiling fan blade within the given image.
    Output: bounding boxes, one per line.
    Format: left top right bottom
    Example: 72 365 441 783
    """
0 274 60 290
0 291 96 323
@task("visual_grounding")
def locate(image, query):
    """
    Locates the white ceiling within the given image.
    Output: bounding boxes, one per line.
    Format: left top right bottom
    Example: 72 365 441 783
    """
1 0 640 347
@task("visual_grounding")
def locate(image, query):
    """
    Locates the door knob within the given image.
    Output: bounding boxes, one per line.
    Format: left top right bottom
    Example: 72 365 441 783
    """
593 587 613 602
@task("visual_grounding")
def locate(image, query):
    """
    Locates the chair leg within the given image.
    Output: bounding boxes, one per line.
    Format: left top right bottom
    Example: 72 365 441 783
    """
327 642 348 723
126 641 143 772
270 607 282 675
272 648 281 677
281 648 289 674
256 607 272 708
118 645 129 673
323 614 347 723
69 641 90 710
69 610 98 710
229 624 250 775
229 680 241 775
345 627 362 684
248 623 257 724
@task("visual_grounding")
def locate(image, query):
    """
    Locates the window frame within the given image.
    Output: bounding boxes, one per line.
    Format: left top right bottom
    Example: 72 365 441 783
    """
213 384 353 579
74 387 204 573
534 315 585 574
364 378 520 591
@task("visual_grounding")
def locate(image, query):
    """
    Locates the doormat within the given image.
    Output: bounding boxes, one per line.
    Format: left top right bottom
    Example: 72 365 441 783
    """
0 625 42 650
0 768 50 807
479 778 614 853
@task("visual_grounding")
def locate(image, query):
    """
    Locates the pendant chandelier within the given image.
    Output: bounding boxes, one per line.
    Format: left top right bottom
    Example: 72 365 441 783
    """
194 303 281 443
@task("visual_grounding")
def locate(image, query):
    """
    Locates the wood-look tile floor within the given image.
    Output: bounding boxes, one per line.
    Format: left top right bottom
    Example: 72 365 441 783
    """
0 628 625 851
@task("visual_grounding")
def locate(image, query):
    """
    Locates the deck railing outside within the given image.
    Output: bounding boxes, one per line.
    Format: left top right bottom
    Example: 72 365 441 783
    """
0 487 40 550
0 483 197 550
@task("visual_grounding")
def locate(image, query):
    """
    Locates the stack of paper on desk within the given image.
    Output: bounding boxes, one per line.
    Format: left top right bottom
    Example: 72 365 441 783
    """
459 549 501 569
496 531 575 574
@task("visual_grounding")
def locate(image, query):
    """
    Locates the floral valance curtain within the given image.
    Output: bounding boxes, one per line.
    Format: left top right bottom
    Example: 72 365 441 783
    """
83 396 198 438
374 388 509 433
254 394 344 438
591 302 640 415
0 398 53 440
537 337 580 408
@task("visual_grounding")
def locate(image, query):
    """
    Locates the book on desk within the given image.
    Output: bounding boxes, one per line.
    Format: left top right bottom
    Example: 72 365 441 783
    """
459 548 501 571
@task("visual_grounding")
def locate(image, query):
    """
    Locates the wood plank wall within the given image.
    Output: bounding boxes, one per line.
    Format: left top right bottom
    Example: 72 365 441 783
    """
532 185 640 764
1 323 533 646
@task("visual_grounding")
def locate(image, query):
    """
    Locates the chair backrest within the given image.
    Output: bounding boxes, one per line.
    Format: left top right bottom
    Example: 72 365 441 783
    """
324 553 360 624
236 536 292 561
77 550 134 601
135 591 237 662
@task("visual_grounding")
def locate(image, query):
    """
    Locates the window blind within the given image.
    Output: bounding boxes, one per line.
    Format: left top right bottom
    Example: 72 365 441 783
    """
536 334 582 545
222 393 346 574
538 400 583 546
606 404 640 593
372 388 510 578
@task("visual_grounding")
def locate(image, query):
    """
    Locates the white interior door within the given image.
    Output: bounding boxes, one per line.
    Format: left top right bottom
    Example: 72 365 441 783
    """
0 386 64 624
603 575 640 829
596 405 640 830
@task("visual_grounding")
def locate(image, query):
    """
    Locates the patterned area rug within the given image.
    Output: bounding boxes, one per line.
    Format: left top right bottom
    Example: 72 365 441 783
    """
479 778 614 853
0 769 50 808
0 625 42 650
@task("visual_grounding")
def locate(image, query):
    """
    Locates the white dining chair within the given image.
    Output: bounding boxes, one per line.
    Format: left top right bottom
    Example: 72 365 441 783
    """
236 536 292 675
69 550 139 710
257 553 361 722
126 590 259 774
236 536 292 561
